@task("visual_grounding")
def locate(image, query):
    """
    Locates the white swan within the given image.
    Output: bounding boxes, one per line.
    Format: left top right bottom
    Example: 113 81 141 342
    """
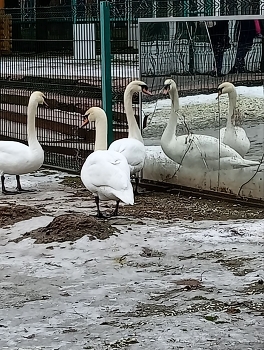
108 80 152 194
218 82 250 157
80 107 134 218
0 91 46 194
160 79 259 171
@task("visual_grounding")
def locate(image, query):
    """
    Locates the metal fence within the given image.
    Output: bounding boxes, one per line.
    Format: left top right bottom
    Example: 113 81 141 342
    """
0 2 139 171
0 0 264 173
139 15 264 95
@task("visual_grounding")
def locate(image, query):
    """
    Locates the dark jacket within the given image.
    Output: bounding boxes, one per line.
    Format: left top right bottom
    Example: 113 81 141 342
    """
234 20 260 46
208 21 231 53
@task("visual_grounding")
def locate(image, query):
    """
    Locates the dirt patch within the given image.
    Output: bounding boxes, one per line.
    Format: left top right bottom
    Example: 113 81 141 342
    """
13 213 118 244
121 192 264 221
0 205 42 228
62 176 264 221
217 257 255 276
122 298 264 319
241 280 264 295
60 176 84 189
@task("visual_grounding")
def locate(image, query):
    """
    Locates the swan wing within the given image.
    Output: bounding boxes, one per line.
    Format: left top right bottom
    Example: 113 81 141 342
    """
0 141 44 175
0 141 29 157
109 138 146 174
162 134 259 171
166 135 241 161
189 135 243 159
81 150 134 204
220 126 250 157
220 156 260 169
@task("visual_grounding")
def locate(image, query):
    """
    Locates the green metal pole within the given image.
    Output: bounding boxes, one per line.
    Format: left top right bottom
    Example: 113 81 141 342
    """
72 0 77 24
100 1 113 146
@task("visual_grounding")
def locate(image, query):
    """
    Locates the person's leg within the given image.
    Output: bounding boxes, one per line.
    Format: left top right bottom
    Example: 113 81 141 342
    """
232 39 253 73
215 51 224 75
211 45 225 76
235 44 249 72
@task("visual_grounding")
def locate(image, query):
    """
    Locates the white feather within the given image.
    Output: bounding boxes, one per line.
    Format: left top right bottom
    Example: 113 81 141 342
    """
0 91 45 190
160 79 259 171
80 107 134 214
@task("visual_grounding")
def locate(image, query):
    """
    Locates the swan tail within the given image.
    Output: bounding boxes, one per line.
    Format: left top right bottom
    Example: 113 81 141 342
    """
113 183 134 205
228 158 260 169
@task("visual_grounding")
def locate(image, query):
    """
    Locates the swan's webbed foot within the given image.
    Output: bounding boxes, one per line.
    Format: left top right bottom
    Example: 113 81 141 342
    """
1 175 18 195
16 188 36 193
2 189 20 195
95 210 107 219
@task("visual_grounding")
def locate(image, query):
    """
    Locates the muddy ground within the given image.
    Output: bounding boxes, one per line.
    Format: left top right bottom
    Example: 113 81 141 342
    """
0 170 263 349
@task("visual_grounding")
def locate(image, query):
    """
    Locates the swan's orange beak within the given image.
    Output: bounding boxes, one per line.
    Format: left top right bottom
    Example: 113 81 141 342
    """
81 116 89 128
160 84 170 95
161 87 169 95
142 87 152 96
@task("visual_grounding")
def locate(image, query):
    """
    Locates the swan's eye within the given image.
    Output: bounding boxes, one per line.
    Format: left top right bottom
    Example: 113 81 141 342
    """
218 88 223 94
164 84 170 90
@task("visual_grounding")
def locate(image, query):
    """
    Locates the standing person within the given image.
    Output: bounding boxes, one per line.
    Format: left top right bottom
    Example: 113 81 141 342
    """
231 19 262 73
207 20 230 77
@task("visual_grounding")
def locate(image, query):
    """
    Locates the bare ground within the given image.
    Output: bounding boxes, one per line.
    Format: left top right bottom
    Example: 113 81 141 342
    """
3 177 264 245
0 204 42 228
0 170 263 350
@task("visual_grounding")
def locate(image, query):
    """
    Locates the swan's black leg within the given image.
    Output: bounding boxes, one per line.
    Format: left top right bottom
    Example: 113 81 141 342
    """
1 175 7 194
1 175 18 195
16 175 23 191
16 175 35 193
95 196 105 218
133 177 140 195
111 200 120 217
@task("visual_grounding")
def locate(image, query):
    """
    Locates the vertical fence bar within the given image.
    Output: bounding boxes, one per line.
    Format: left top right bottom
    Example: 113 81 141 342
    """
72 0 77 24
100 1 113 146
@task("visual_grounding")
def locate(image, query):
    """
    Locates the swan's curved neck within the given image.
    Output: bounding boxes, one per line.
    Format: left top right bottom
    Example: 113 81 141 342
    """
27 100 40 149
94 117 107 151
227 89 237 127
124 85 143 143
161 87 180 143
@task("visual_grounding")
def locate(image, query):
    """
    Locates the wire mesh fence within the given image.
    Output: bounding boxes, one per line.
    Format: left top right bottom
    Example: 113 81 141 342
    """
0 0 264 175
139 17 264 95
0 1 140 172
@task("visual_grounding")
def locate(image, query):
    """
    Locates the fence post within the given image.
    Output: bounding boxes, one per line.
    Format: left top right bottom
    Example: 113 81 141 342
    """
100 1 113 146
72 0 77 24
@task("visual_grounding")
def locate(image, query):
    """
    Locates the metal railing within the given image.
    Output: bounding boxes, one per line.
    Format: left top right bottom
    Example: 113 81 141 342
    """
0 1 263 173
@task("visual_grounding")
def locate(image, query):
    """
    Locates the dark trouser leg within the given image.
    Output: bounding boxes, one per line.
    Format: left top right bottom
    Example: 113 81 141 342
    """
233 42 253 72
215 51 224 76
